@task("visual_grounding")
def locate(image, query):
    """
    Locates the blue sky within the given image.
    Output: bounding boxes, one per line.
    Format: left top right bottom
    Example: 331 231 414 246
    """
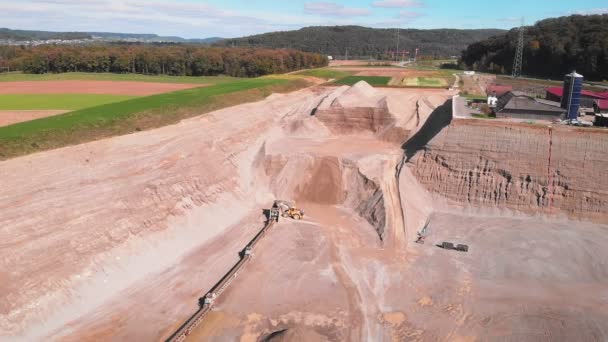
1 0 606 38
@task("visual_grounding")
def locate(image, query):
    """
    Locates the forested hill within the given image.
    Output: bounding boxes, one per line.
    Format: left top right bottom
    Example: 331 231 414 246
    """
0 28 223 43
0 28 91 41
215 26 505 58
461 14 608 81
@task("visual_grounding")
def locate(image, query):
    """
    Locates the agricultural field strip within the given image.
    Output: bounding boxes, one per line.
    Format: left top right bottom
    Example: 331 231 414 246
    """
0 72 236 84
0 76 306 159
333 76 391 86
402 77 448 87
294 68 354 80
0 77 287 138
300 66 456 88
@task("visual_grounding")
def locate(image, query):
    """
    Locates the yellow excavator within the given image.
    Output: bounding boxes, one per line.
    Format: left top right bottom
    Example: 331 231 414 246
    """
273 200 304 220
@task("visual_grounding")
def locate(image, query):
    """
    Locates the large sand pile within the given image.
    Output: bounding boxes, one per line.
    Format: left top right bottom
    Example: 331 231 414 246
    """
313 81 448 145
314 81 395 137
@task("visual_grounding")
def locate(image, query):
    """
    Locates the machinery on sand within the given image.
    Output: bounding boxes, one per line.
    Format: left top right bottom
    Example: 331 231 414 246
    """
273 200 305 220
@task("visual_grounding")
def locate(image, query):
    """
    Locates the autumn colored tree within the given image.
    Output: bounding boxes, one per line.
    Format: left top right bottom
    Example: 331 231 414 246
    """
461 14 608 81
7 44 328 77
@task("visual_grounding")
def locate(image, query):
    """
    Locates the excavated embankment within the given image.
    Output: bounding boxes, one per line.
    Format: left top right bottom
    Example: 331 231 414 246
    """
257 81 448 244
260 152 389 240
410 119 608 222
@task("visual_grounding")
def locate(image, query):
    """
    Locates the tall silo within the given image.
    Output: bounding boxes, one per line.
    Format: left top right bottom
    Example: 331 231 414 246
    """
560 71 583 120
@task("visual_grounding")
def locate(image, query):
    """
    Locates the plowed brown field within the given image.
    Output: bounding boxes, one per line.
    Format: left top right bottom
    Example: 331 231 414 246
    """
0 110 69 127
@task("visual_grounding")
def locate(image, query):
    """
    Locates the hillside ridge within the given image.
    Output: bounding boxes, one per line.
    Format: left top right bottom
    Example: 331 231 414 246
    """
216 25 506 57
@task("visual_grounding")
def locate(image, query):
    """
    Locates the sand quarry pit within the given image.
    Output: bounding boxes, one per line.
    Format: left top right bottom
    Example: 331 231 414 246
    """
0 80 204 96
1 80 607 341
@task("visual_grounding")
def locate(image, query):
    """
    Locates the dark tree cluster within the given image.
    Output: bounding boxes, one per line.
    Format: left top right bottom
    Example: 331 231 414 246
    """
1 45 328 77
461 14 608 81
216 26 505 58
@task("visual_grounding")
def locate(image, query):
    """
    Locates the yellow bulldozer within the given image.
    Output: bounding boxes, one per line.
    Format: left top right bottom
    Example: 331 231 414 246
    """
273 200 304 220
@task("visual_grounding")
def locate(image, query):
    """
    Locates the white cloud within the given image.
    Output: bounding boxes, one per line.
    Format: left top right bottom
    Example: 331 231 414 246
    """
304 2 371 17
372 0 424 8
373 9 423 27
0 0 339 38
575 8 608 15
0 0 436 38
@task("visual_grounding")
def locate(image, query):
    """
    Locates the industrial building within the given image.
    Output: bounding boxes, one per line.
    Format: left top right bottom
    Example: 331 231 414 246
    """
546 86 608 114
494 91 565 121
594 99 608 114
595 99 608 127
486 84 513 97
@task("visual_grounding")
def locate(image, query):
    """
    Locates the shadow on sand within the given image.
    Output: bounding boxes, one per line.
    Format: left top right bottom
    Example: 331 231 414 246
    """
402 99 453 162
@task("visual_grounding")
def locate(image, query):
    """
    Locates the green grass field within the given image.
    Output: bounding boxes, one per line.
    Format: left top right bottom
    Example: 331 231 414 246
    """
402 77 448 87
462 94 488 101
295 68 353 80
472 113 496 119
331 64 400 68
0 72 236 84
333 76 391 86
0 94 136 110
0 76 310 159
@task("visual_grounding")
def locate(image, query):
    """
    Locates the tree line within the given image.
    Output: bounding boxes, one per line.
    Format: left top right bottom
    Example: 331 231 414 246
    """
461 14 608 81
0 44 328 77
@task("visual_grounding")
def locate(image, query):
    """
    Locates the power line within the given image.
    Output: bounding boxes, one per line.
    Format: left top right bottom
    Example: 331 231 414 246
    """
396 28 400 61
512 17 525 78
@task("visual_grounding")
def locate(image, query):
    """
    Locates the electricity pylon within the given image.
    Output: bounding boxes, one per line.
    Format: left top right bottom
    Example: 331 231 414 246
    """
512 18 525 78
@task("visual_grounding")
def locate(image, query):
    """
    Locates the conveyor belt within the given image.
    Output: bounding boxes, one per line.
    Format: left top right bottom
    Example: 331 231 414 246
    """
166 219 276 342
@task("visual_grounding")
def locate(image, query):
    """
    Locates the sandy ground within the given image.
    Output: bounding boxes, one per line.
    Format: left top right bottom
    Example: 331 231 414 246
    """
460 74 496 95
1 81 445 340
0 85 331 340
1 73 606 342
47 210 271 341
400 210 608 341
0 80 204 96
171 205 608 341
0 110 69 127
